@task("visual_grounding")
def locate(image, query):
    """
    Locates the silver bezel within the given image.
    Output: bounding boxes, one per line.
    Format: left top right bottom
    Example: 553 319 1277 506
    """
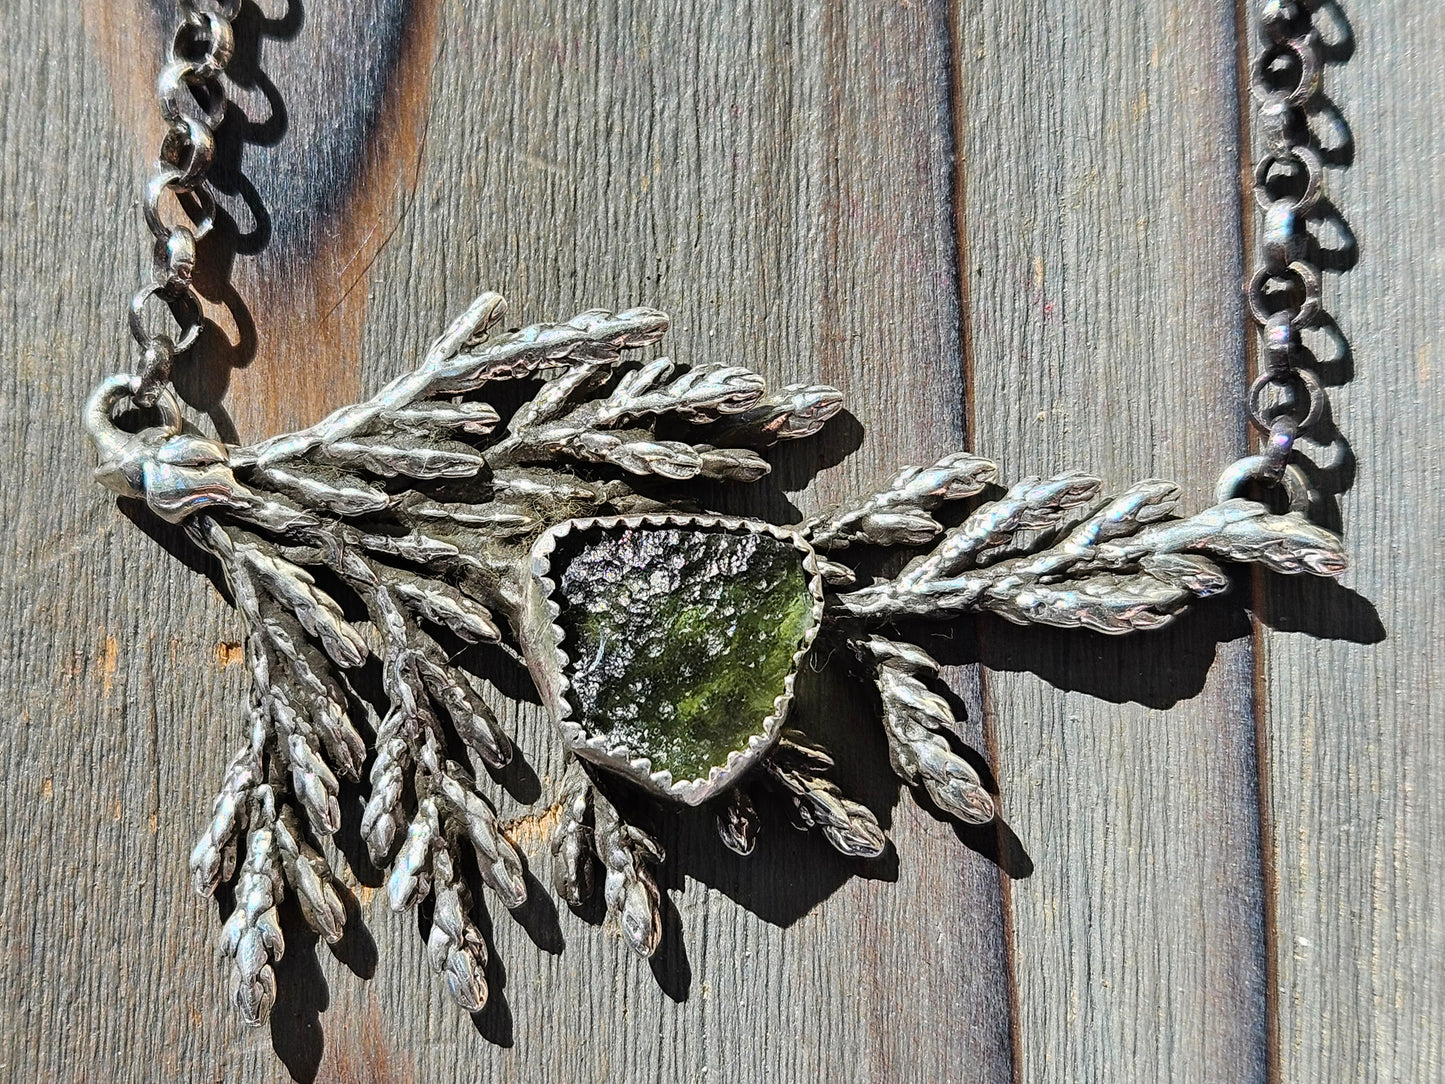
522 513 826 806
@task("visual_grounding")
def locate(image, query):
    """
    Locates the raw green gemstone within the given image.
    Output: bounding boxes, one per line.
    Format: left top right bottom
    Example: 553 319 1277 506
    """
554 525 815 782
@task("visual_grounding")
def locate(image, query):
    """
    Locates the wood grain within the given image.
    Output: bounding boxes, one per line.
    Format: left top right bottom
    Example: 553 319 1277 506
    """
0 0 1435 1081
1257 4 1445 1082
956 4 1271 1081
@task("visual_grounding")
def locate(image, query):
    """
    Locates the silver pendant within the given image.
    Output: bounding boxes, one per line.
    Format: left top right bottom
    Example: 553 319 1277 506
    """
86 291 1345 1025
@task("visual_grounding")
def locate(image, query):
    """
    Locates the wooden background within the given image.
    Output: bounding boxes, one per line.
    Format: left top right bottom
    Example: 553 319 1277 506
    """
0 1 1438 1080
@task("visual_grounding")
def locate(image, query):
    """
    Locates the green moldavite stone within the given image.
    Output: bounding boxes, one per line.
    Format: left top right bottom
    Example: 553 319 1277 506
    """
555 525 815 782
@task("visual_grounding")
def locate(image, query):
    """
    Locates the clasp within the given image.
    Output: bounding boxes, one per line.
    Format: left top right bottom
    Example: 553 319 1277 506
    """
84 373 248 522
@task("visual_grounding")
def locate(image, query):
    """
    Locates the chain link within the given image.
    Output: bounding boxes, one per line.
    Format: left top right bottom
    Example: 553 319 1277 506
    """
127 0 238 406
1220 0 1336 512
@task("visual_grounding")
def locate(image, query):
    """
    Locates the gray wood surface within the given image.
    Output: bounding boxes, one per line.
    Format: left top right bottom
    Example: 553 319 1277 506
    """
958 4 1271 1080
1259 6 1445 1082
0 1 1436 1081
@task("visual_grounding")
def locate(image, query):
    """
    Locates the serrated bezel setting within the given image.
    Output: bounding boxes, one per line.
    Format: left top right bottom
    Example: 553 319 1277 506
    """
522 513 826 805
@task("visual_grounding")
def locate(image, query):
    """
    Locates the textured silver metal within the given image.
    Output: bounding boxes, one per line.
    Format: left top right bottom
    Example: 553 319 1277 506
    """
1220 0 1339 508
86 291 1348 1025
79 0 1356 1038
125 0 239 403
828 473 1342 628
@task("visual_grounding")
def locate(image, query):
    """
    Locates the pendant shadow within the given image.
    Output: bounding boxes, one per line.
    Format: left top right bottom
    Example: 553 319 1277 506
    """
114 406 1383 1050
266 901 327 1083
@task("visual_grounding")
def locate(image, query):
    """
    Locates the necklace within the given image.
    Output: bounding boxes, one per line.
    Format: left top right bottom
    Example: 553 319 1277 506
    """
85 0 1347 1026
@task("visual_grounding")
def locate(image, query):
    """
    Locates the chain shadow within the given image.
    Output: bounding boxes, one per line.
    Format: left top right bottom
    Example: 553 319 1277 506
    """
162 0 304 443
1248 0 1358 529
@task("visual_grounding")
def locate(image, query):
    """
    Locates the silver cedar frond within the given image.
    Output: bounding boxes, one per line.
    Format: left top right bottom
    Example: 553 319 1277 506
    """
1089 498 1348 577
173 293 834 1011
834 471 1346 632
596 360 767 424
361 711 413 866
219 791 286 1027
592 786 664 958
384 768 520 1010
189 728 262 896
704 383 845 446
852 636 994 825
261 617 365 779
383 400 502 437
763 731 888 859
251 465 390 516
898 471 1107 578
273 689 342 838
273 806 346 944
387 795 441 912
805 452 998 550
310 437 486 480
227 535 368 669
430 757 527 909
426 842 490 1013
392 578 503 645
549 758 596 906
421 289 508 365
416 658 511 769
105 288 1344 1024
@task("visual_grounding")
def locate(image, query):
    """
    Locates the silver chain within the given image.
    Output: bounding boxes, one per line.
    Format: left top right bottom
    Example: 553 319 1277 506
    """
1218 0 1333 513
123 1 1337 521
127 0 240 406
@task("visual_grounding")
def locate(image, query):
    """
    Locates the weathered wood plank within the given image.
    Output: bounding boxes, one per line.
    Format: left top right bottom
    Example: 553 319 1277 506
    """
1258 4 1445 1081
2 1 1437 1081
340 1 1015 1080
955 4 1272 1081
0 0 1013 1080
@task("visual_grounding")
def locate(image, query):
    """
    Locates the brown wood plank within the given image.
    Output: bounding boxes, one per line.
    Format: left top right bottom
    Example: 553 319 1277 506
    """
0 0 1014 1080
1255 4 1445 1081
954 4 1273 1080
5 1 1435 1081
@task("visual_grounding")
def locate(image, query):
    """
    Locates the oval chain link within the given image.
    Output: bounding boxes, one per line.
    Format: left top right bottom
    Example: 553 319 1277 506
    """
128 0 239 406
1220 0 1335 512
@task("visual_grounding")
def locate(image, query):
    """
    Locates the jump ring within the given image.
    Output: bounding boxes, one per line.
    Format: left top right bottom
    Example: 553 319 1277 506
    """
158 60 227 131
144 171 216 240
1251 34 1322 109
1215 455 1313 515
159 116 215 187
1247 261 1322 328
170 10 234 80
129 282 203 354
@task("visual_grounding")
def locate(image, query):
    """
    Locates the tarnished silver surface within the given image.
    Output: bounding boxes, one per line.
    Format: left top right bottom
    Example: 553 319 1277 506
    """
1218 0 1340 508
829 472 1344 630
127 0 242 404
86 289 1345 1025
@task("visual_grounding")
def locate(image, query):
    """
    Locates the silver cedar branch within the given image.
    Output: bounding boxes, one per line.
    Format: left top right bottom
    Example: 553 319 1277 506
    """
134 293 841 1022
824 465 1345 633
851 636 994 825
84 290 1346 1023
763 730 888 859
